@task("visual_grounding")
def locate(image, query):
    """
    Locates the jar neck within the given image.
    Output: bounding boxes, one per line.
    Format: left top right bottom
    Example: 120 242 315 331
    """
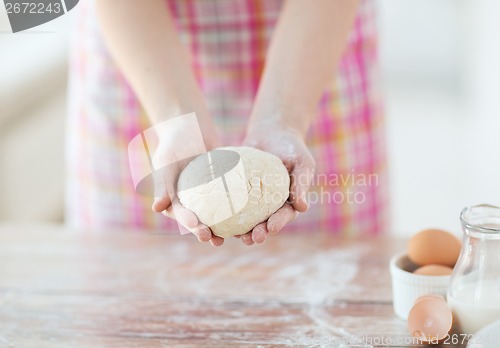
461 204 500 240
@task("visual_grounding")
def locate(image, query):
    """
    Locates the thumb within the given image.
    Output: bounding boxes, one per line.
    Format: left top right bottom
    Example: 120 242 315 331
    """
152 195 172 213
289 155 315 213
165 197 200 229
151 165 174 212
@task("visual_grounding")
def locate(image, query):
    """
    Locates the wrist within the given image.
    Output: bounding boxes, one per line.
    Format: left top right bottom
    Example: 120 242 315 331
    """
246 117 307 142
249 91 314 139
152 109 220 152
247 107 311 140
147 92 209 123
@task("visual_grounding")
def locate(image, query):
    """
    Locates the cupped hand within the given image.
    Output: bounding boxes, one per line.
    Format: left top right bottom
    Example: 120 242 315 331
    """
150 123 225 247
239 123 316 245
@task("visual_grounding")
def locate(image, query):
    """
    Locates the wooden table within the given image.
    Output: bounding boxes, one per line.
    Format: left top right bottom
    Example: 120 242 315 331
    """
0 224 466 347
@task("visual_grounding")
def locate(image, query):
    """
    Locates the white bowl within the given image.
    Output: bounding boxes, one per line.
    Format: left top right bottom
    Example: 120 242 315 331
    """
389 252 451 319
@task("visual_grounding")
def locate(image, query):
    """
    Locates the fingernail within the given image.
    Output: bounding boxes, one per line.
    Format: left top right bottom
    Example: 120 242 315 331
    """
268 222 279 235
254 232 266 244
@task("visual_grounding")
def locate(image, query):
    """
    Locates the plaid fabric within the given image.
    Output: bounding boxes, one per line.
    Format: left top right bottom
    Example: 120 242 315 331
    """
66 0 388 235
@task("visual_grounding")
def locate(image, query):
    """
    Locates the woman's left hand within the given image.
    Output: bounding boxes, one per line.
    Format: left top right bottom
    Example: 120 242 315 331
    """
239 123 316 245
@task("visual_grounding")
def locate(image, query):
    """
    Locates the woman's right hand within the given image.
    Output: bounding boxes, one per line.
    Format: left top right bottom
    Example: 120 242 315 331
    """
97 0 223 247
150 118 224 246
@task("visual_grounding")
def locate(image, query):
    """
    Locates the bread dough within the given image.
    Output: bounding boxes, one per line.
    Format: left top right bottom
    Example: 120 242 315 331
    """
177 146 290 238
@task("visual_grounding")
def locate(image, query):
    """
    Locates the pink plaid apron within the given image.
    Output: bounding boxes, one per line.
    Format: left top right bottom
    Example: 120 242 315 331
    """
66 0 388 235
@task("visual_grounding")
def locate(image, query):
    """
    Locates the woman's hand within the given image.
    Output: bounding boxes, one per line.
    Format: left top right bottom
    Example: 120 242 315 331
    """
239 123 316 245
151 122 225 247
97 0 229 246
232 0 358 246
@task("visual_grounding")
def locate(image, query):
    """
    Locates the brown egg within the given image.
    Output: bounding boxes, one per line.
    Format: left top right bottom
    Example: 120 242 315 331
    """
414 264 453 276
408 229 461 267
408 295 453 342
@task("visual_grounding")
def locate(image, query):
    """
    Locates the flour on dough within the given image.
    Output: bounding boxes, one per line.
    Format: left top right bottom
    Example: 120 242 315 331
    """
177 146 290 238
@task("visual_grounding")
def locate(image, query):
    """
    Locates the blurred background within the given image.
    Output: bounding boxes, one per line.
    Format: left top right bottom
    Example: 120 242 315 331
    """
0 0 499 237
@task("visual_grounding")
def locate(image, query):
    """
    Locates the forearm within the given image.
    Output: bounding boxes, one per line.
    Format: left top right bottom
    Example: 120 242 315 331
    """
249 0 359 137
96 0 211 128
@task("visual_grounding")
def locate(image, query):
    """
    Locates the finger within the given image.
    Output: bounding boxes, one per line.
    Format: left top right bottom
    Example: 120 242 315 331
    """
166 198 199 229
191 224 212 243
234 235 242 239
289 155 315 212
241 232 254 245
267 203 297 235
151 165 175 212
152 196 171 213
210 235 224 247
163 210 211 242
252 222 268 244
164 199 212 243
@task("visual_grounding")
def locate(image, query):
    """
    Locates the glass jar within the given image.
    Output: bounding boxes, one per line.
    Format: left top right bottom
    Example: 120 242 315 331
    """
448 204 500 334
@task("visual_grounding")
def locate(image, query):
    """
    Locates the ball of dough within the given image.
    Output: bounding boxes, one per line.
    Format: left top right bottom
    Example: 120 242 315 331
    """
177 146 290 238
